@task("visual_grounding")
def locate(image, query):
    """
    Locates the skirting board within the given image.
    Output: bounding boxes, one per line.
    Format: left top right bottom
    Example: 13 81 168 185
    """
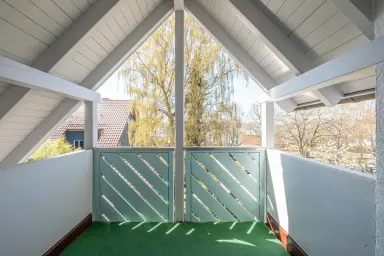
266 213 308 256
43 213 92 256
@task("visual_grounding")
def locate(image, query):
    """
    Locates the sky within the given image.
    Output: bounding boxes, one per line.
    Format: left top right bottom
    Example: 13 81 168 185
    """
97 68 268 116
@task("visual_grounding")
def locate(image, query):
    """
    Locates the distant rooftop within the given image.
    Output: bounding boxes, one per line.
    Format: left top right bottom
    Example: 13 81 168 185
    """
241 135 261 146
51 99 130 147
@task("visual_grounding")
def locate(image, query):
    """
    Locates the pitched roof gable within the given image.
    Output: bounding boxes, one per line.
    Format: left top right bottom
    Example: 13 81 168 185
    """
51 99 130 147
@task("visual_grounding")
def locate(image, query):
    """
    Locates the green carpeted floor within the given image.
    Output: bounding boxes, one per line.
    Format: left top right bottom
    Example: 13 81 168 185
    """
62 221 290 256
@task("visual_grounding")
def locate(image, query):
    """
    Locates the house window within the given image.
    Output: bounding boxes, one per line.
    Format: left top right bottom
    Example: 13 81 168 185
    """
73 140 84 149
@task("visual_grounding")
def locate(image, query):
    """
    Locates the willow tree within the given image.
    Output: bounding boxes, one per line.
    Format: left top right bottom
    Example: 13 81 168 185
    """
119 14 245 146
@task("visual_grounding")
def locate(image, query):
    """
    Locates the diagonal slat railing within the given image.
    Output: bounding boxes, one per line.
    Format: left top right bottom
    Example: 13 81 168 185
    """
94 147 266 223
94 148 174 222
185 147 266 222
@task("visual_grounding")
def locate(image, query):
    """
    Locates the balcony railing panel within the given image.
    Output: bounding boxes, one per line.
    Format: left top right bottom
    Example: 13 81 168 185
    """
0 151 93 256
185 148 266 222
267 149 375 256
94 148 174 222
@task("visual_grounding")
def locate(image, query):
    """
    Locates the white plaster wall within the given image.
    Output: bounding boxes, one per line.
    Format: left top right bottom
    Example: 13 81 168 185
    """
0 150 93 256
375 0 384 255
267 149 376 256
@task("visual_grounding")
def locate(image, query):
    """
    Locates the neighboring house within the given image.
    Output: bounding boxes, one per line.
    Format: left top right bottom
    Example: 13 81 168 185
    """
241 135 261 146
51 99 130 148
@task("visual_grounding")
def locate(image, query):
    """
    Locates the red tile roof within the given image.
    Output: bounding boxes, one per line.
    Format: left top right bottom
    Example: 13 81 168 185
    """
51 99 130 147
241 135 261 146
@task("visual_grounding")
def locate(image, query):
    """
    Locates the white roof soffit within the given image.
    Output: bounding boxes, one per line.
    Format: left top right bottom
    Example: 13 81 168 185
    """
185 0 275 92
0 0 174 169
0 0 377 165
330 0 374 40
227 0 372 109
227 0 314 74
186 1 312 112
0 0 121 130
269 35 383 102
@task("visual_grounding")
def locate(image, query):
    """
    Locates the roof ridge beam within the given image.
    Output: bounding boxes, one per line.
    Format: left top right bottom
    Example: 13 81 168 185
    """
228 0 314 74
0 0 122 129
330 0 374 40
185 0 276 90
0 0 174 168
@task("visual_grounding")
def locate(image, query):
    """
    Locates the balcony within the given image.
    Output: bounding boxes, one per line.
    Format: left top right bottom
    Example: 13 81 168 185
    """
0 147 375 256
0 0 381 255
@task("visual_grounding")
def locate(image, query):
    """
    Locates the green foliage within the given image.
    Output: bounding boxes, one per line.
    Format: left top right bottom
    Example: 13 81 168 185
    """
28 136 80 162
119 14 246 147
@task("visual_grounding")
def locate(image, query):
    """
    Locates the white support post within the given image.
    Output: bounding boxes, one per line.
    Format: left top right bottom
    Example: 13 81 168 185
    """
375 2 384 254
174 10 185 222
84 101 97 150
261 102 274 148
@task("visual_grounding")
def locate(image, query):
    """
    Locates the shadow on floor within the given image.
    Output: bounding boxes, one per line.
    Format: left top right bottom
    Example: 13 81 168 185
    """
62 221 290 256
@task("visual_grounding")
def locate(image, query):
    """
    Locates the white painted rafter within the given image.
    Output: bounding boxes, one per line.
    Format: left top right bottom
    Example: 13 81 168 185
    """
226 0 334 109
186 0 275 90
0 0 122 129
227 0 313 74
0 86 29 132
226 0 345 108
0 0 174 168
269 35 384 101
330 0 374 40
33 0 123 72
186 1 299 112
313 86 344 107
275 98 297 113
0 56 100 102
81 1 174 91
